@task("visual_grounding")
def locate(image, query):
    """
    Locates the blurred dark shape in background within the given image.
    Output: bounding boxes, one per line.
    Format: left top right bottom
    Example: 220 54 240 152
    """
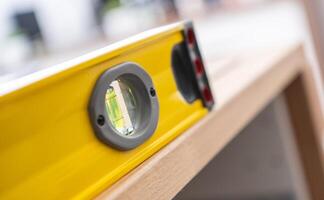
161 0 179 21
13 10 45 55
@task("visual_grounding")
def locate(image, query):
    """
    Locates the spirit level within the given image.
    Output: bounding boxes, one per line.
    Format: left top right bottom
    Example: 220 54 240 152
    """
0 21 214 199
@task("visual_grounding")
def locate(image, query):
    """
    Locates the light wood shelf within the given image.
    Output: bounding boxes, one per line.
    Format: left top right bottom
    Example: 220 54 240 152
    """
96 44 324 200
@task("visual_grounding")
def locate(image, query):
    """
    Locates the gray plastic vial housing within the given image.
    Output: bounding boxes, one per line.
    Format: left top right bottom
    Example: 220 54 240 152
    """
88 62 159 150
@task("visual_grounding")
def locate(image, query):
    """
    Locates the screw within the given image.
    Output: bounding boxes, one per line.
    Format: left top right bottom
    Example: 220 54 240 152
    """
150 87 156 97
97 115 105 126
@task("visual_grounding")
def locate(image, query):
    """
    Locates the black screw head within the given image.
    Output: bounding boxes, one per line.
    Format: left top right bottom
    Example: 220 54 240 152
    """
97 115 105 126
150 87 156 97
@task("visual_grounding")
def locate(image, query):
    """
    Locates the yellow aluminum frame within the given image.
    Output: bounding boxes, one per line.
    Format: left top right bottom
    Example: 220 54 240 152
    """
0 22 208 199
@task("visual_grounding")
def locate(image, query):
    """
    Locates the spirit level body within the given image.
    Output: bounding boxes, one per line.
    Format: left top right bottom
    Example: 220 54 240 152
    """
0 22 208 199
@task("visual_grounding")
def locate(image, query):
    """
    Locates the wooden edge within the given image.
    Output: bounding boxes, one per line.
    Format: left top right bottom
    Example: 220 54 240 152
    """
301 0 324 80
96 45 305 200
273 96 311 200
284 51 324 200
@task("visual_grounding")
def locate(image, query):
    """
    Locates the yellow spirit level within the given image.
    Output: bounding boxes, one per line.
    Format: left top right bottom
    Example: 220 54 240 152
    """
0 21 214 199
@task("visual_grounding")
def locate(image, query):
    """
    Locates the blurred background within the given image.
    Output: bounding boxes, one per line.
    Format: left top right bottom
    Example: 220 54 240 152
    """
0 0 314 84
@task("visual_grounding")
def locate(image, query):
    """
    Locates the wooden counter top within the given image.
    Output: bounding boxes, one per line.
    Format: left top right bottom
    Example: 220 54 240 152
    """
96 44 324 200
